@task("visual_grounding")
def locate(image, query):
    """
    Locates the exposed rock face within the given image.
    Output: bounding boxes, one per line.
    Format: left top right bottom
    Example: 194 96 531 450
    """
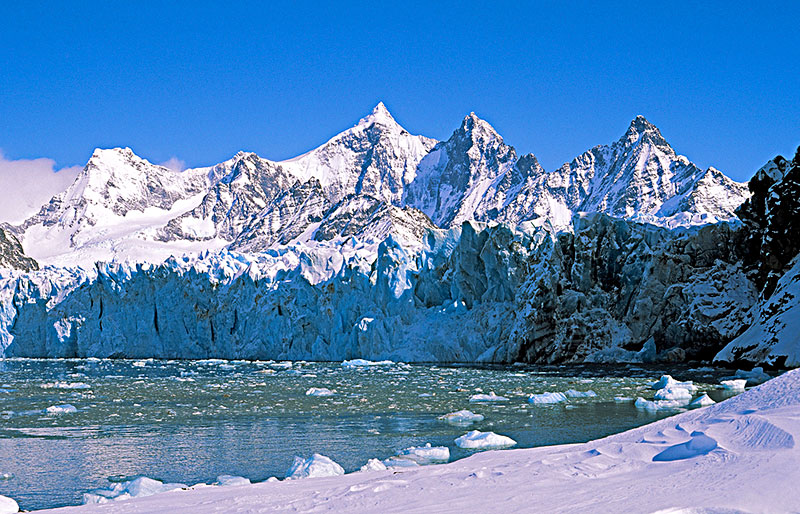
0 228 38 271
714 147 800 367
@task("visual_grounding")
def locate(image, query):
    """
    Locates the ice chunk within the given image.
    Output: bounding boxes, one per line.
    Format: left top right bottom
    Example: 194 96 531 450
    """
455 430 517 450
392 443 450 465
359 458 388 472
214 475 251 487
654 387 693 401
528 392 567 404
689 393 716 407
720 379 747 392
341 359 394 368
725 367 771 386
0 495 18 514
285 454 344 480
44 404 77 415
652 431 718 461
469 392 508 402
83 476 188 504
564 389 597 398
438 410 485 424
650 375 697 392
614 396 634 402
305 387 335 397
634 397 689 411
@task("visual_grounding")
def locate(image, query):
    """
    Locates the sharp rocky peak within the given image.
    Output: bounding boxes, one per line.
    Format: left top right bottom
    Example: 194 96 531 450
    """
619 115 669 148
355 101 401 130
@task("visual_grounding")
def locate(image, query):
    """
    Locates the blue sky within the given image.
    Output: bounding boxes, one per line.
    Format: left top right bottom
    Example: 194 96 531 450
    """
0 2 798 181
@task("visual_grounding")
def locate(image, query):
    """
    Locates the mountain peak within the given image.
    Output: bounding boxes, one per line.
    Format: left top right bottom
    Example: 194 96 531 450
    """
458 112 501 141
356 101 398 129
620 115 667 147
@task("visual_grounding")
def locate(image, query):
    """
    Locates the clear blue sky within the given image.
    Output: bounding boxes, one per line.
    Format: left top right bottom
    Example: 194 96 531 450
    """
1 1 798 181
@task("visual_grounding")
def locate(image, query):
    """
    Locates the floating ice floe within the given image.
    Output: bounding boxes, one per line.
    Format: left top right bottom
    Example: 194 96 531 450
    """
689 393 716 407
438 410 485 424
359 458 388 472
271 361 293 369
528 392 567 404
455 430 517 450
388 443 450 466
305 387 335 397
614 396 634 402
41 381 91 390
0 495 18 514
286 454 344 480
654 387 693 401
213 475 251 487
564 389 597 398
83 476 188 504
723 367 771 386
469 392 508 402
634 397 689 412
341 359 394 368
720 379 747 392
650 375 697 392
44 404 77 415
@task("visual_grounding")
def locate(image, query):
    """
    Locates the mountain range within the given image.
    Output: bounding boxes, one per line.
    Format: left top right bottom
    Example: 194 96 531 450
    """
6 103 749 267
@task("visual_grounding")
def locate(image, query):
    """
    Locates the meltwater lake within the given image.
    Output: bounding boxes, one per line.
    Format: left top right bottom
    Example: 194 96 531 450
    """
0 358 742 510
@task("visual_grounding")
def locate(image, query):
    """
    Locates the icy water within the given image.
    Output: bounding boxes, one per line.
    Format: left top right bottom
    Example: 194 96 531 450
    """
0 358 742 511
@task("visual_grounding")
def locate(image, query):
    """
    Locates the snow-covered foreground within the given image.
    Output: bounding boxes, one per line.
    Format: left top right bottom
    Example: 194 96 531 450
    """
36 369 800 513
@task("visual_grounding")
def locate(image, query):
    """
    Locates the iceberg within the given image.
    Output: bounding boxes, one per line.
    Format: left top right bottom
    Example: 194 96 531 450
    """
564 389 597 398
689 393 715 407
469 392 508 402
720 379 747 392
285 454 344 480
359 459 388 472
528 392 567 404
0 495 18 514
454 430 517 450
44 404 77 415
390 443 450 466
653 387 693 401
305 387 335 397
341 359 394 368
634 397 689 412
438 410 485 424
650 375 697 392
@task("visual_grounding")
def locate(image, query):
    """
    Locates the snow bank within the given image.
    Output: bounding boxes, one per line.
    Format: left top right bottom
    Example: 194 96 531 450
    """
0 495 18 514
285 454 344 480
528 392 567 404
454 430 517 450
213 475 250 487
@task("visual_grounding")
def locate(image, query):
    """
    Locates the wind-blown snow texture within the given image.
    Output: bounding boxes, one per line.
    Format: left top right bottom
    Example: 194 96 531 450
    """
36 369 800 514
1 105 796 366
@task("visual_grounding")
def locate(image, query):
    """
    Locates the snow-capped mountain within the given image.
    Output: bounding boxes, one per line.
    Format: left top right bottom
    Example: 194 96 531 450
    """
8 104 749 267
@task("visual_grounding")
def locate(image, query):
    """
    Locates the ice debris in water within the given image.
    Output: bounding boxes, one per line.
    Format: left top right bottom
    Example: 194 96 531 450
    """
305 387 335 397
614 396 634 402
720 379 747 392
455 430 517 450
359 458 388 472
341 359 394 368
0 495 18 514
83 476 188 504
214 475 251 487
41 381 90 390
385 443 450 467
528 392 567 404
469 392 508 402
564 389 597 398
44 404 77 415
654 387 693 401
286 454 344 480
650 375 697 392
689 393 716 407
438 410 485 424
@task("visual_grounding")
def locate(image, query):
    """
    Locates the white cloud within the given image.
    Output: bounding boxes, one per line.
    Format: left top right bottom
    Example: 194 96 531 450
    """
159 157 186 172
0 150 81 224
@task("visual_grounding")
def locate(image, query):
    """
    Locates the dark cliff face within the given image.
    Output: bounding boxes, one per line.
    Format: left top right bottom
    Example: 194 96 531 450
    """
0 228 38 272
736 147 800 298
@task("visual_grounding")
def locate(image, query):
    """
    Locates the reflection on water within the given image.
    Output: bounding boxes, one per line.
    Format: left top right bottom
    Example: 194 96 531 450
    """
0 358 741 510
